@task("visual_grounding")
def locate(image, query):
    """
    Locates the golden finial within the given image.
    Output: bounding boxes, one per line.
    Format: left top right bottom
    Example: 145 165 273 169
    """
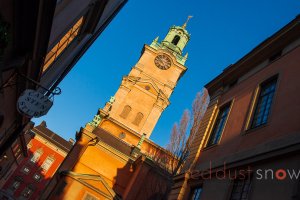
182 15 193 29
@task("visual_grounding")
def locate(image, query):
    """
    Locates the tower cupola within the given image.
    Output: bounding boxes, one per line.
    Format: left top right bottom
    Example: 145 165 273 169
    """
150 16 192 65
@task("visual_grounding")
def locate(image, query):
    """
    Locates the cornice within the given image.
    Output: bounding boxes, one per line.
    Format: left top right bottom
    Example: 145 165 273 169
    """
81 128 133 162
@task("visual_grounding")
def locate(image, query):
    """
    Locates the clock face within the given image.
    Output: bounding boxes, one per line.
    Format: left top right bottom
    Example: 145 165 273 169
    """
154 54 171 70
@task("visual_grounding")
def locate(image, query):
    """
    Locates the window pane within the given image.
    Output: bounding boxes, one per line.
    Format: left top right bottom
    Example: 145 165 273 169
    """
33 173 41 181
41 156 55 172
190 187 202 200
42 16 83 72
22 166 30 174
230 177 252 200
30 148 43 163
251 78 277 128
207 103 231 146
11 178 22 191
22 187 34 198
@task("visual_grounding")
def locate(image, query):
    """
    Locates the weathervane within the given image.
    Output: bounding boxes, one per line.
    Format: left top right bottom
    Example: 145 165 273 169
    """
182 15 193 29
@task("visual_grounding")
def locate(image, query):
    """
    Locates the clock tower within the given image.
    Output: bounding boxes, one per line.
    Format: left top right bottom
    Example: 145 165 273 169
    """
45 19 192 200
90 19 191 145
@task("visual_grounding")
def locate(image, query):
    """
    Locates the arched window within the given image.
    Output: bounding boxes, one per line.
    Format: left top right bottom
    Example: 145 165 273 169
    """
120 105 131 119
171 35 180 45
132 112 144 126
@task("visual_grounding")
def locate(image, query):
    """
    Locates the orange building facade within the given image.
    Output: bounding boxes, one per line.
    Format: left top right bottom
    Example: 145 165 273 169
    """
0 121 72 199
169 15 300 200
42 21 192 200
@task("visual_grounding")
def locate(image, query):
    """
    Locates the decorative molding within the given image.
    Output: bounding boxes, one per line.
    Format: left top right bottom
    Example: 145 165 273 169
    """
60 171 121 200
87 114 102 128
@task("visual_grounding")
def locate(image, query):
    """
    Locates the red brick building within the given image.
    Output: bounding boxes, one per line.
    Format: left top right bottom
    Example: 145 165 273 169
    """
0 121 72 199
169 15 300 200
0 0 127 186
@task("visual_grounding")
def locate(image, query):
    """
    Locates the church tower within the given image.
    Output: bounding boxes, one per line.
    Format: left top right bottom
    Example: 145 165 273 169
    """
90 19 191 144
45 19 192 200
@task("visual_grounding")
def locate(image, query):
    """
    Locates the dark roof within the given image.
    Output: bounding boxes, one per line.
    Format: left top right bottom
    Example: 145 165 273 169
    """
32 124 73 152
205 15 300 94
93 127 133 157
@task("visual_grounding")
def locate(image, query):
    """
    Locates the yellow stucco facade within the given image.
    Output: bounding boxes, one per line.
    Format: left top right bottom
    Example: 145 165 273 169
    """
99 44 187 140
44 23 191 200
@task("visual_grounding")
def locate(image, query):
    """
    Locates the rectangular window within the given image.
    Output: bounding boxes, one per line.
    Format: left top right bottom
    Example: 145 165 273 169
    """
41 156 55 173
22 166 30 175
12 141 22 158
251 77 277 128
21 186 34 199
33 173 41 181
189 187 202 200
30 148 43 163
10 178 22 192
42 17 84 72
83 192 99 200
230 177 252 200
206 103 231 147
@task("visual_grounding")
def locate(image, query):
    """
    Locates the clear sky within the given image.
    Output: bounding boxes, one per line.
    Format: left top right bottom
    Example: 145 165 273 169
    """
33 0 300 147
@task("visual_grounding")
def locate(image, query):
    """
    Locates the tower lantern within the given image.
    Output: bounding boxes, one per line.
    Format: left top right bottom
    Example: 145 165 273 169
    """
160 16 192 55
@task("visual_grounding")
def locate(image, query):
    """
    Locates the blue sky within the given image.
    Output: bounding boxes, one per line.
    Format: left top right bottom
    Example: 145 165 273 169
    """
33 0 300 147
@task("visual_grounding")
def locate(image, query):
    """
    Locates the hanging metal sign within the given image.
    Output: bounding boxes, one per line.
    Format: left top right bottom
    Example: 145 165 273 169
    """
17 89 53 118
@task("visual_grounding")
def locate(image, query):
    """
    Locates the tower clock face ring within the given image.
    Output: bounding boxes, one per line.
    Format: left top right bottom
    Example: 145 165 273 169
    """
154 54 171 70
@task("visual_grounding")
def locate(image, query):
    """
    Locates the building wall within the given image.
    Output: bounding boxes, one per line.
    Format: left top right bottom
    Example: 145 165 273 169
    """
48 0 92 47
73 144 132 194
170 16 300 200
41 0 127 89
193 153 300 200
195 45 300 167
100 119 172 158
47 130 133 199
0 1 126 192
0 137 25 188
1 131 68 200
46 124 175 200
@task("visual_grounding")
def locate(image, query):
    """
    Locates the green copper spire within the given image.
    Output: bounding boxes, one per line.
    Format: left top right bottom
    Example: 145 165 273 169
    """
150 17 191 65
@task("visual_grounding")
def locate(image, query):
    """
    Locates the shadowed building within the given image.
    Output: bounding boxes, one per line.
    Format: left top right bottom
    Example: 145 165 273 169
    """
0 121 73 199
169 15 300 200
0 0 127 189
43 20 192 199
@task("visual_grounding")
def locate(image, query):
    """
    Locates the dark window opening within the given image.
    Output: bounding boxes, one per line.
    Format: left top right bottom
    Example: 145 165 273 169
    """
11 177 22 192
206 103 231 147
229 177 252 200
189 186 202 200
21 185 35 198
171 35 180 45
251 77 277 128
